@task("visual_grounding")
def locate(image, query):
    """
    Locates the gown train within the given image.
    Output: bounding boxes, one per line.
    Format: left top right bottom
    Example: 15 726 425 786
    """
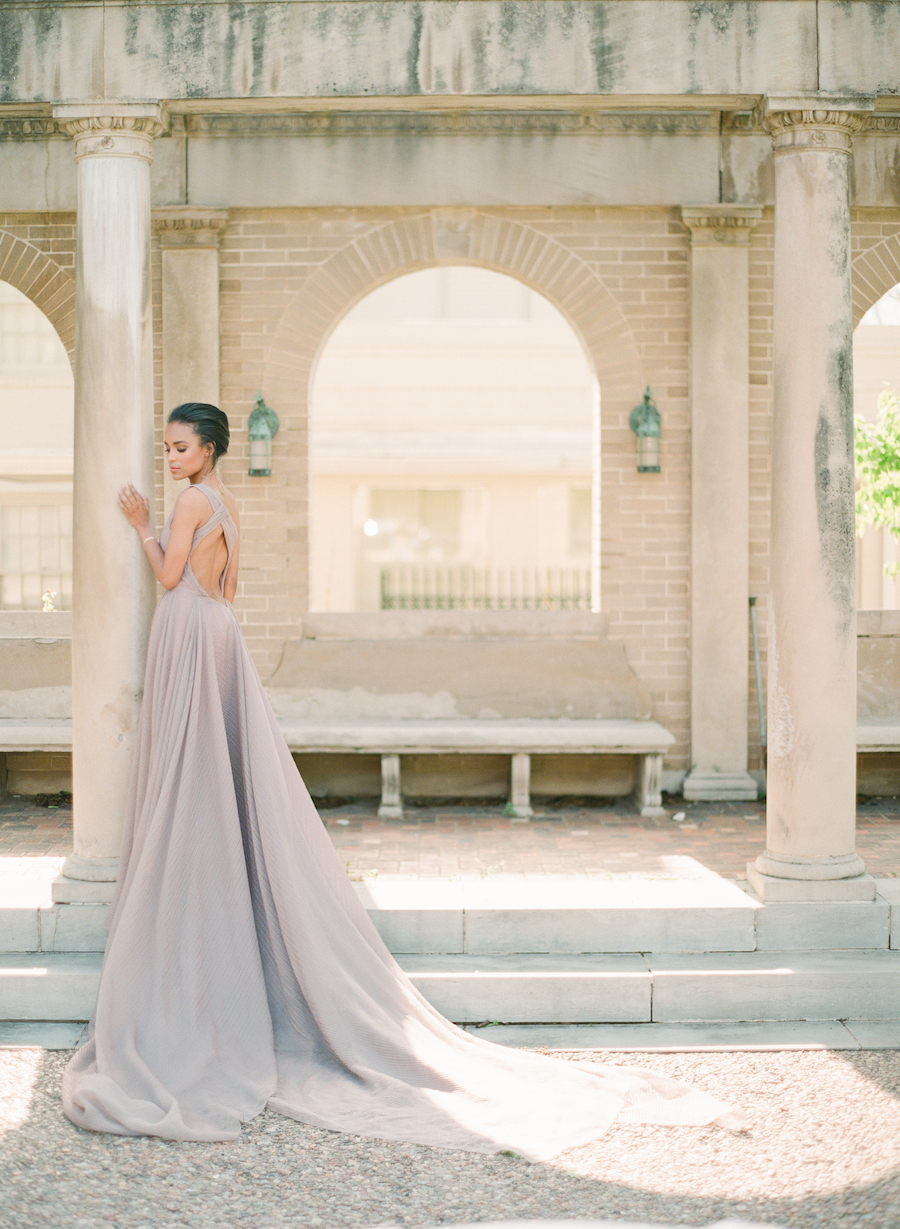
62 484 741 1159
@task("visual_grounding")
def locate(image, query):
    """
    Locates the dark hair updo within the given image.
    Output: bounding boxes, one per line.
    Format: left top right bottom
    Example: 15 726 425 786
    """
167 403 230 464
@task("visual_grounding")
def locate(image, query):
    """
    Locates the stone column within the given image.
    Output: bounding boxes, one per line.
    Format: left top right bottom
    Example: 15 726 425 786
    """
52 104 165 897
681 207 761 803
748 97 875 902
153 209 228 517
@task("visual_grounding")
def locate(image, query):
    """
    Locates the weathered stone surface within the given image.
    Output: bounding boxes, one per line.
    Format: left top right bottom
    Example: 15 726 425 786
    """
649 950 900 1023
398 953 652 1024
268 611 651 721
0 3 822 105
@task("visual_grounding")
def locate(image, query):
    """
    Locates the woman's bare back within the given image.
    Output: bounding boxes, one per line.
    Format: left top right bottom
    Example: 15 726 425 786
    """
190 483 240 601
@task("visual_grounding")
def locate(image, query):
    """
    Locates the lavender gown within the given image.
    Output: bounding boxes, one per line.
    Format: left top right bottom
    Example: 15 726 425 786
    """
62 484 741 1158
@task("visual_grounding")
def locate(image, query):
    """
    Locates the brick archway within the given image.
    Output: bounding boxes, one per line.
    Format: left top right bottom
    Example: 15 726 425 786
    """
262 210 644 439
852 233 900 327
0 230 75 361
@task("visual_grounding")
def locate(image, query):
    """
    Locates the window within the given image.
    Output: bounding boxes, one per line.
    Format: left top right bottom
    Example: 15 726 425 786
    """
0 501 72 610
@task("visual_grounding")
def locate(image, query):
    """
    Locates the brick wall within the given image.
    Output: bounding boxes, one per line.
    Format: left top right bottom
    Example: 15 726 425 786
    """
7 205 900 779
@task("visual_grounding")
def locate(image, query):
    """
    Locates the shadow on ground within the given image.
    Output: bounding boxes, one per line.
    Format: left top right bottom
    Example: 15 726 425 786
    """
2 1050 899 1229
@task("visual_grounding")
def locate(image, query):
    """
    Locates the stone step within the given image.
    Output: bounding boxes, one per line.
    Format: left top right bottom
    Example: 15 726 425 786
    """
6 864 897 955
403 953 651 1023
0 953 102 1020
8 1019 900 1053
461 1019 900 1051
402 950 900 1023
646 950 900 1023
6 950 900 1026
4 862 900 962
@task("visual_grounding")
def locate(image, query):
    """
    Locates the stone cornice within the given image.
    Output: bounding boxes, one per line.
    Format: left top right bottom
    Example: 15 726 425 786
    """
152 208 229 247
0 118 67 140
680 206 763 247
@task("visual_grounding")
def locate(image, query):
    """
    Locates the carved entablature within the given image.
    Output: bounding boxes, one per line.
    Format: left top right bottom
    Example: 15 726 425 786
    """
0 118 67 141
679 206 763 247
754 96 876 155
152 209 229 248
185 110 719 139
52 106 168 163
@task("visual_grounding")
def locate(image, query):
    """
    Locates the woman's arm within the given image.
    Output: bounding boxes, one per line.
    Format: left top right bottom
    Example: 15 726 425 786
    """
118 484 208 590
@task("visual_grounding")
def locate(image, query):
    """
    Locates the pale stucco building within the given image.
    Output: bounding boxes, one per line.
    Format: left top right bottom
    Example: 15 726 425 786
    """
2 2 900 907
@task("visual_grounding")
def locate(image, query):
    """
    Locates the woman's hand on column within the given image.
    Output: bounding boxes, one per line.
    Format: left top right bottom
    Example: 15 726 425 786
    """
118 484 151 536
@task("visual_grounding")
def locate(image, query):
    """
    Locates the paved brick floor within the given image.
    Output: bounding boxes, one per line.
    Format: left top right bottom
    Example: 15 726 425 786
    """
3 791 899 880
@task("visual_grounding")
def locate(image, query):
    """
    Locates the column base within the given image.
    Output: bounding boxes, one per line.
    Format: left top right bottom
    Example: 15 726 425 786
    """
377 804 404 820
747 864 877 902
59 853 118 883
683 770 758 802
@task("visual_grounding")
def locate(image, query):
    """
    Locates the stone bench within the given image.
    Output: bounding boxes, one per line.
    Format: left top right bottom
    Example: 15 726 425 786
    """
277 716 675 819
7 608 900 804
858 610 900 791
266 611 674 817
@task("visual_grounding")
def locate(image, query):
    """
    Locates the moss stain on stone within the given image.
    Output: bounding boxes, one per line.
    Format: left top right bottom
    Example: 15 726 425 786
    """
815 339 856 639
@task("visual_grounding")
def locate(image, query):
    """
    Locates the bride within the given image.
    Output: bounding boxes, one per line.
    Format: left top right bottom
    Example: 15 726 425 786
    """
62 402 742 1158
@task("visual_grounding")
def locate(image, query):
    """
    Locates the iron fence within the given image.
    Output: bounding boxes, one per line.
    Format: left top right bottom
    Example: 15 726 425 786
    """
380 565 591 611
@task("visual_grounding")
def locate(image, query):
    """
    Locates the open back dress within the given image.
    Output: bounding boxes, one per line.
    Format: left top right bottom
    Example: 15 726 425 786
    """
62 483 741 1158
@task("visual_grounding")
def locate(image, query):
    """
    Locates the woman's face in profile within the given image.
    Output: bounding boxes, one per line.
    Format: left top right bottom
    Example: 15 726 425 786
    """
165 422 211 482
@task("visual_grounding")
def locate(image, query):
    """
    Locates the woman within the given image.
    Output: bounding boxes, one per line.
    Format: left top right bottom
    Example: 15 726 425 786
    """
62 402 742 1157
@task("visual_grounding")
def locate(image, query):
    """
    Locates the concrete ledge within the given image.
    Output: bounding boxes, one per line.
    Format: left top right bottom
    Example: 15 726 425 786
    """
746 866 877 902
0 952 102 1020
0 908 40 952
0 718 72 751
463 1021 868 1051
39 904 109 952
278 718 675 755
648 950 900 1023
750 895 890 951
6 950 900 1027
682 770 758 802
875 880 900 949
356 876 757 955
397 953 651 1024
0 1021 86 1049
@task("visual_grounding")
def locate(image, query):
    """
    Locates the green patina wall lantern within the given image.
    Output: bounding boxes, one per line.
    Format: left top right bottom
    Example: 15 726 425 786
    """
247 391 280 476
629 386 661 473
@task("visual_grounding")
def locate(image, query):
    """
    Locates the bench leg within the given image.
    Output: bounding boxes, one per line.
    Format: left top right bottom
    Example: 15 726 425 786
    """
378 754 403 819
507 752 533 820
636 753 666 818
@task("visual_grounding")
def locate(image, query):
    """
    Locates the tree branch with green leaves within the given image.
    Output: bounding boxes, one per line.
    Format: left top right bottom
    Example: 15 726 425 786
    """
856 388 900 578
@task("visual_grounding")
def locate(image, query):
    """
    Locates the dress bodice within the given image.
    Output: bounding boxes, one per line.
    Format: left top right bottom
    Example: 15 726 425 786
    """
160 483 238 600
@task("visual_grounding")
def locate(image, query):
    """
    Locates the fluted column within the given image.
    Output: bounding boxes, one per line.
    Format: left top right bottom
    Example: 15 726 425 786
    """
748 97 874 902
681 207 761 802
153 209 228 517
52 104 164 895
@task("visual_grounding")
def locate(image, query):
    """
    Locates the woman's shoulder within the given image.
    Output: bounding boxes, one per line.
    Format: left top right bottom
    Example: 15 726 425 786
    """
216 484 240 529
174 484 212 514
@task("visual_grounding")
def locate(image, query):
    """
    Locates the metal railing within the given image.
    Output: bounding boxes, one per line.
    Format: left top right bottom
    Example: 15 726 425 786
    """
380 565 592 611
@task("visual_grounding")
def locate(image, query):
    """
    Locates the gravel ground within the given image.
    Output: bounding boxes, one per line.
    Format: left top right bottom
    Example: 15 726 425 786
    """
1 1048 899 1229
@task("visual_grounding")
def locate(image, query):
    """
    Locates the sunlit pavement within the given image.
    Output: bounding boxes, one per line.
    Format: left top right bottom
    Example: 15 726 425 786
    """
2 793 900 881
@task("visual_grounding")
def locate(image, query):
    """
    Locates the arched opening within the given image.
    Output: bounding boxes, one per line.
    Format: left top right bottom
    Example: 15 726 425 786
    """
309 266 598 614
0 281 73 610
854 283 900 611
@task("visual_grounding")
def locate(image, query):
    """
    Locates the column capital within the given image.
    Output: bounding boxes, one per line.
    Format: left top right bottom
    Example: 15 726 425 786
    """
680 206 763 247
52 102 167 163
153 208 229 248
754 94 875 154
